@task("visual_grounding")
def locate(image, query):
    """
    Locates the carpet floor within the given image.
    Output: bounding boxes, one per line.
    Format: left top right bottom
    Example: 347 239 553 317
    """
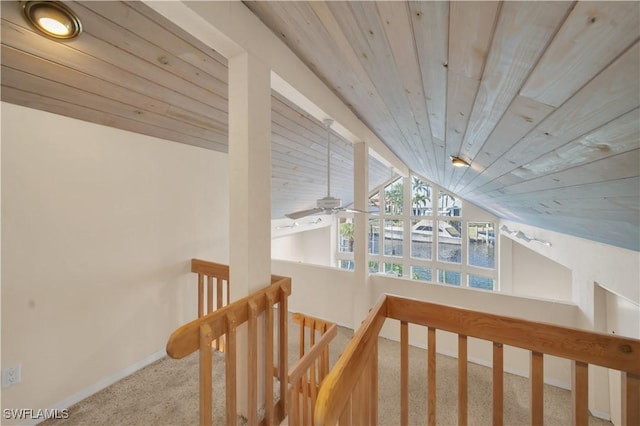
42 315 611 426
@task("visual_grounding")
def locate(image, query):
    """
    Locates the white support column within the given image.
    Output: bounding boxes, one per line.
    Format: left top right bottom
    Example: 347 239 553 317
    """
228 52 272 299
403 175 412 278
353 141 369 329
228 52 271 417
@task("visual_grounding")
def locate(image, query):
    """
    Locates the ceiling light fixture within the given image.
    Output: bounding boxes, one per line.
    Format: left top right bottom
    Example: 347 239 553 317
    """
22 1 82 40
450 155 470 168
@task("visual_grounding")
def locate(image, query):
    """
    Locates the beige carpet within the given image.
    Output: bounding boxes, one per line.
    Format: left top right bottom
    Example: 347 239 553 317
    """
43 316 611 426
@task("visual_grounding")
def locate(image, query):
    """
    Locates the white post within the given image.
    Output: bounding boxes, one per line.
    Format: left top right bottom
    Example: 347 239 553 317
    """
353 141 370 329
228 51 271 416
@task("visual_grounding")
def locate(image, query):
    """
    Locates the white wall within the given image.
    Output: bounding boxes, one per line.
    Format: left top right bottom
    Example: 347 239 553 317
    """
272 257 580 388
1 104 228 418
370 274 578 389
272 260 354 328
271 220 333 267
500 220 640 418
509 241 572 301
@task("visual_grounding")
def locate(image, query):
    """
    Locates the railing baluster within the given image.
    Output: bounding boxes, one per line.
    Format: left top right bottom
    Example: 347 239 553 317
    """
302 368 310 424
427 327 437 426
198 273 204 318
199 324 213 426
279 291 289 419
215 277 223 350
530 351 544 426
622 372 640 426
571 360 588 426
493 342 504 426
264 294 275 426
291 382 300 425
207 276 214 314
401 320 409 426
247 301 258 426
226 313 237 426
458 334 468 426
371 341 378 425
300 315 306 358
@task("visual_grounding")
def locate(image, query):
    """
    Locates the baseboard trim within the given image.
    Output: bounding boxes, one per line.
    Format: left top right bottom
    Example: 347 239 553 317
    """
589 409 611 422
25 349 167 426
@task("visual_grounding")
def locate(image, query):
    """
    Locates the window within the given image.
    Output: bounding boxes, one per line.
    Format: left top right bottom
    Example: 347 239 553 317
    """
339 259 354 270
411 219 432 259
369 218 380 255
438 191 461 217
336 174 498 291
384 262 403 277
437 220 462 263
468 222 495 268
369 192 381 215
384 177 403 215
338 217 355 253
383 219 403 256
411 176 432 216
412 266 432 282
469 275 495 290
438 269 461 286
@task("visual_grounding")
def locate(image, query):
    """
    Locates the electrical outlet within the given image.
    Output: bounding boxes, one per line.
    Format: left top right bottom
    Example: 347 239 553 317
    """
2 364 21 388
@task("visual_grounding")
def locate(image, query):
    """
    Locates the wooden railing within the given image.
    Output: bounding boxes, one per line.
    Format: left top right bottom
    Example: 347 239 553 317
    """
314 294 640 426
289 313 337 426
192 259 230 319
167 265 291 426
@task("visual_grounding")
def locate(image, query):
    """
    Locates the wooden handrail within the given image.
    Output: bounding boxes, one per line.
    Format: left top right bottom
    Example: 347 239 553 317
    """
167 268 291 426
288 314 338 426
167 276 291 358
314 296 387 425
289 324 337 386
385 295 640 373
314 294 640 426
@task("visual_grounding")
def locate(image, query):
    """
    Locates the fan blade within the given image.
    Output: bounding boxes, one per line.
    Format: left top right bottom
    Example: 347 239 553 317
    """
285 208 323 219
343 208 378 215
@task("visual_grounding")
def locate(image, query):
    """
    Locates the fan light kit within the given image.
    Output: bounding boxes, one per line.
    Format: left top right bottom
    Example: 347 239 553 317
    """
285 119 372 219
22 1 82 40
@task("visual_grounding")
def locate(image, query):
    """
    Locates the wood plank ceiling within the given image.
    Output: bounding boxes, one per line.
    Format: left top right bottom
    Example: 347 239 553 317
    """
0 0 392 221
245 0 640 251
1 1 639 251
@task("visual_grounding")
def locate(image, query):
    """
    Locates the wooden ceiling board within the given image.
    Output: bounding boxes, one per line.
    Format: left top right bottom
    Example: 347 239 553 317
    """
450 1 574 189
2 1 638 249
520 1 640 107
511 109 640 180
375 1 435 178
1 85 222 151
460 41 640 197
325 2 424 168
442 1 500 187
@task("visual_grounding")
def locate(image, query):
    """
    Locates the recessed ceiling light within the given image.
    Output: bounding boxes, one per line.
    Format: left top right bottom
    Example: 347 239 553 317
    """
22 1 82 40
450 156 470 168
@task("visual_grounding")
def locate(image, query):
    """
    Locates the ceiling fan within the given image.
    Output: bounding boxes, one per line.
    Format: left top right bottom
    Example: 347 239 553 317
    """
285 119 373 220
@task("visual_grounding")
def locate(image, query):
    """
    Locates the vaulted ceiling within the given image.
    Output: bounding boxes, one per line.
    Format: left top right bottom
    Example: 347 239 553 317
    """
1 1 639 251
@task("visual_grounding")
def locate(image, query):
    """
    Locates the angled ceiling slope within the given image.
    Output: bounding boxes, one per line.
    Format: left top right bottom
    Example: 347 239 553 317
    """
245 1 640 251
0 0 390 222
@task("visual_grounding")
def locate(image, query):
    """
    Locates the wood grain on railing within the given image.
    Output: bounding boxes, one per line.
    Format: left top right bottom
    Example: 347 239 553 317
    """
385 296 640 373
493 342 504 426
530 351 544 425
167 265 291 426
192 259 230 329
314 296 387 425
315 293 640 426
289 314 337 426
